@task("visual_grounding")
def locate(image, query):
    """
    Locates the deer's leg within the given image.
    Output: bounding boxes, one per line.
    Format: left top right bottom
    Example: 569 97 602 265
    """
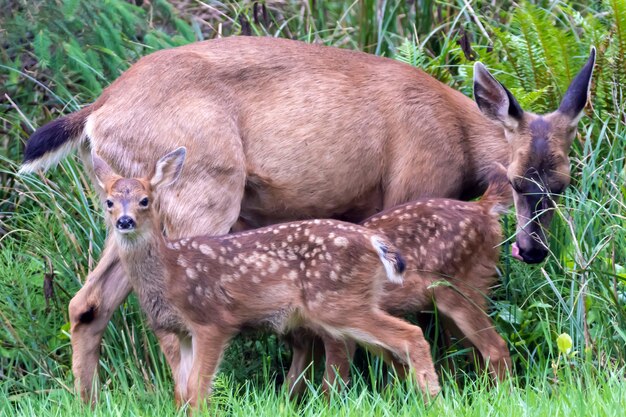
69 237 131 404
153 329 187 405
172 335 194 406
435 288 511 381
186 326 232 411
323 310 440 398
286 329 315 398
286 330 326 398
321 335 355 395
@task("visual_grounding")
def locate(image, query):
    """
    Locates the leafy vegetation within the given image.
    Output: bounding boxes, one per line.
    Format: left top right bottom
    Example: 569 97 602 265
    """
1 0 625 415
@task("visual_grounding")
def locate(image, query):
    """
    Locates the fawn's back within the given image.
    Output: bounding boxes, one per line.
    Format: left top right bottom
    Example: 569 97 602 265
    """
164 219 403 332
362 176 510 312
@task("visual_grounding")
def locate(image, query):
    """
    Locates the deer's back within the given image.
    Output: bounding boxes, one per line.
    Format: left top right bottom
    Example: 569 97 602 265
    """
362 198 502 312
85 37 492 235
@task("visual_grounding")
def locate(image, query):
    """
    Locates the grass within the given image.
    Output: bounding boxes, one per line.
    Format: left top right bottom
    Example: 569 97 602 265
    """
1 0 626 415
2 361 626 416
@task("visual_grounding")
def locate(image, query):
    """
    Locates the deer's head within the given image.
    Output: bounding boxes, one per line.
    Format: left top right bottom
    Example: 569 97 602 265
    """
473 49 595 264
92 147 186 240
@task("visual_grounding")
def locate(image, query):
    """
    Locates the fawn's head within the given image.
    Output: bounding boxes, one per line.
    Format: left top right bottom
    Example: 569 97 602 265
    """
92 147 186 239
473 48 595 264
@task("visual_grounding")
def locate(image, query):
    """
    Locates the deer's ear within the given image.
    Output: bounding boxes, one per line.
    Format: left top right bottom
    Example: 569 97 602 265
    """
473 62 524 133
151 147 186 189
558 47 596 126
91 152 117 190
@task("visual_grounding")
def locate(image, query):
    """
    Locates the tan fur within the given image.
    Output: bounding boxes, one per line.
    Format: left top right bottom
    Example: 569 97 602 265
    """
288 166 514 393
23 37 592 401
96 152 440 409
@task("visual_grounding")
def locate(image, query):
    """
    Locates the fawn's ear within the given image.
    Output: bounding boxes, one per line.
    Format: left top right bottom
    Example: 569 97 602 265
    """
151 147 186 189
91 152 117 190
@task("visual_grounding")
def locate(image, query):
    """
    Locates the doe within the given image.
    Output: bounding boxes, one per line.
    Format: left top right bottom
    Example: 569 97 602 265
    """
289 165 514 393
92 146 441 408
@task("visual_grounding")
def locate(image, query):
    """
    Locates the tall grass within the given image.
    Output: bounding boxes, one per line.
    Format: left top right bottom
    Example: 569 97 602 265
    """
1 0 625 414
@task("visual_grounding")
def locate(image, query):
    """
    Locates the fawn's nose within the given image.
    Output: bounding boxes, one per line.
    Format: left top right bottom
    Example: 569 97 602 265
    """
116 216 136 231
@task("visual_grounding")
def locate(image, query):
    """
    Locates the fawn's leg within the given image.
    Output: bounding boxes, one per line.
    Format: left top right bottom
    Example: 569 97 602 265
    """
173 335 194 406
69 237 130 404
286 329 316 398
186 326 233 411
286 330 326 398
435 287 511 381
336 310 440 397
321 335 355 395
322 334 410 392
69 237 185 404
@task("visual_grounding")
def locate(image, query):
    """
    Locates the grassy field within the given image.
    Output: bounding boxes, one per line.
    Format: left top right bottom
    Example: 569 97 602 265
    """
2 361 626 416
1 0 625 415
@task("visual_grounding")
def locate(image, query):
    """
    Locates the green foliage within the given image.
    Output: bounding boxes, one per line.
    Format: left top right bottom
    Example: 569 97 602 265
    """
0 0 625 413
2 362 626 416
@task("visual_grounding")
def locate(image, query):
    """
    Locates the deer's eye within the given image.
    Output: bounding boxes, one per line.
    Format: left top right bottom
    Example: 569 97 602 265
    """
139 197 149 207
105 199 113 209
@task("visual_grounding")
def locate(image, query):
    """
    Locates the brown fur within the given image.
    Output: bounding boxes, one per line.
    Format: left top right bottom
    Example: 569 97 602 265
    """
94 149 440 408
21 37 594 401
289 166 513 393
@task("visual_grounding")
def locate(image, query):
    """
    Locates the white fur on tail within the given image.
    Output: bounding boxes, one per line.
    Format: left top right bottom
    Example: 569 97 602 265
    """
19 139 84 174
370 235 404 284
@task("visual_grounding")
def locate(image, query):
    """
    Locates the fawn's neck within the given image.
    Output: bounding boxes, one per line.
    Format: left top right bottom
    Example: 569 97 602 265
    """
115 226 166 286
114 222 184 333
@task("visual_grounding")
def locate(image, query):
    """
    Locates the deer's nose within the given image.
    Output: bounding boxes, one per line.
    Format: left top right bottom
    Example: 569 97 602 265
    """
116 216 136 231
517 244 548 264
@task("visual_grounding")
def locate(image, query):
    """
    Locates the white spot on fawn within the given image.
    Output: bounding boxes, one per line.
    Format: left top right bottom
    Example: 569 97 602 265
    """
186 268 198 280
333 236 349 247
199 244 215 258
268 260 280 274
177 255 189 268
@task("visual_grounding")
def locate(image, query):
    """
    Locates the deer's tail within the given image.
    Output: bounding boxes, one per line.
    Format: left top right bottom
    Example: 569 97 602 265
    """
370 235 405 284
20 106 92 174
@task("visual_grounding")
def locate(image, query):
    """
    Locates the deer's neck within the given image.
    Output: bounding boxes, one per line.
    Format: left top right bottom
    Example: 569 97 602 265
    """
115 225 183 333
458 106 511 198
116 227 166 287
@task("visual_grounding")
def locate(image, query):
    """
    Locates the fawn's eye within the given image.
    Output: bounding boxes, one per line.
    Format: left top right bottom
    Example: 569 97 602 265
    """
105 199 113 209
139 197 149 207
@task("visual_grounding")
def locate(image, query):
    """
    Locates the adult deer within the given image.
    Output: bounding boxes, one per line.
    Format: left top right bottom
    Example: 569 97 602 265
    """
20 37 595 402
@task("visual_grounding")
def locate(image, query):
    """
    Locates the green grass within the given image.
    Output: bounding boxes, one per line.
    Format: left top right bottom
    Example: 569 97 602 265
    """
1 0 626 415
2 361 626 416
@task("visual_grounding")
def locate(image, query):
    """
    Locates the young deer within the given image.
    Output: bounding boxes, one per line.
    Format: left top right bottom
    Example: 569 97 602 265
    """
288 166 513 394
92 146 441 408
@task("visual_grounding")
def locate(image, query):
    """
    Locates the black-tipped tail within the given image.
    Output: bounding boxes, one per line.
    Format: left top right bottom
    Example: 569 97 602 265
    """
20 107 90 173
